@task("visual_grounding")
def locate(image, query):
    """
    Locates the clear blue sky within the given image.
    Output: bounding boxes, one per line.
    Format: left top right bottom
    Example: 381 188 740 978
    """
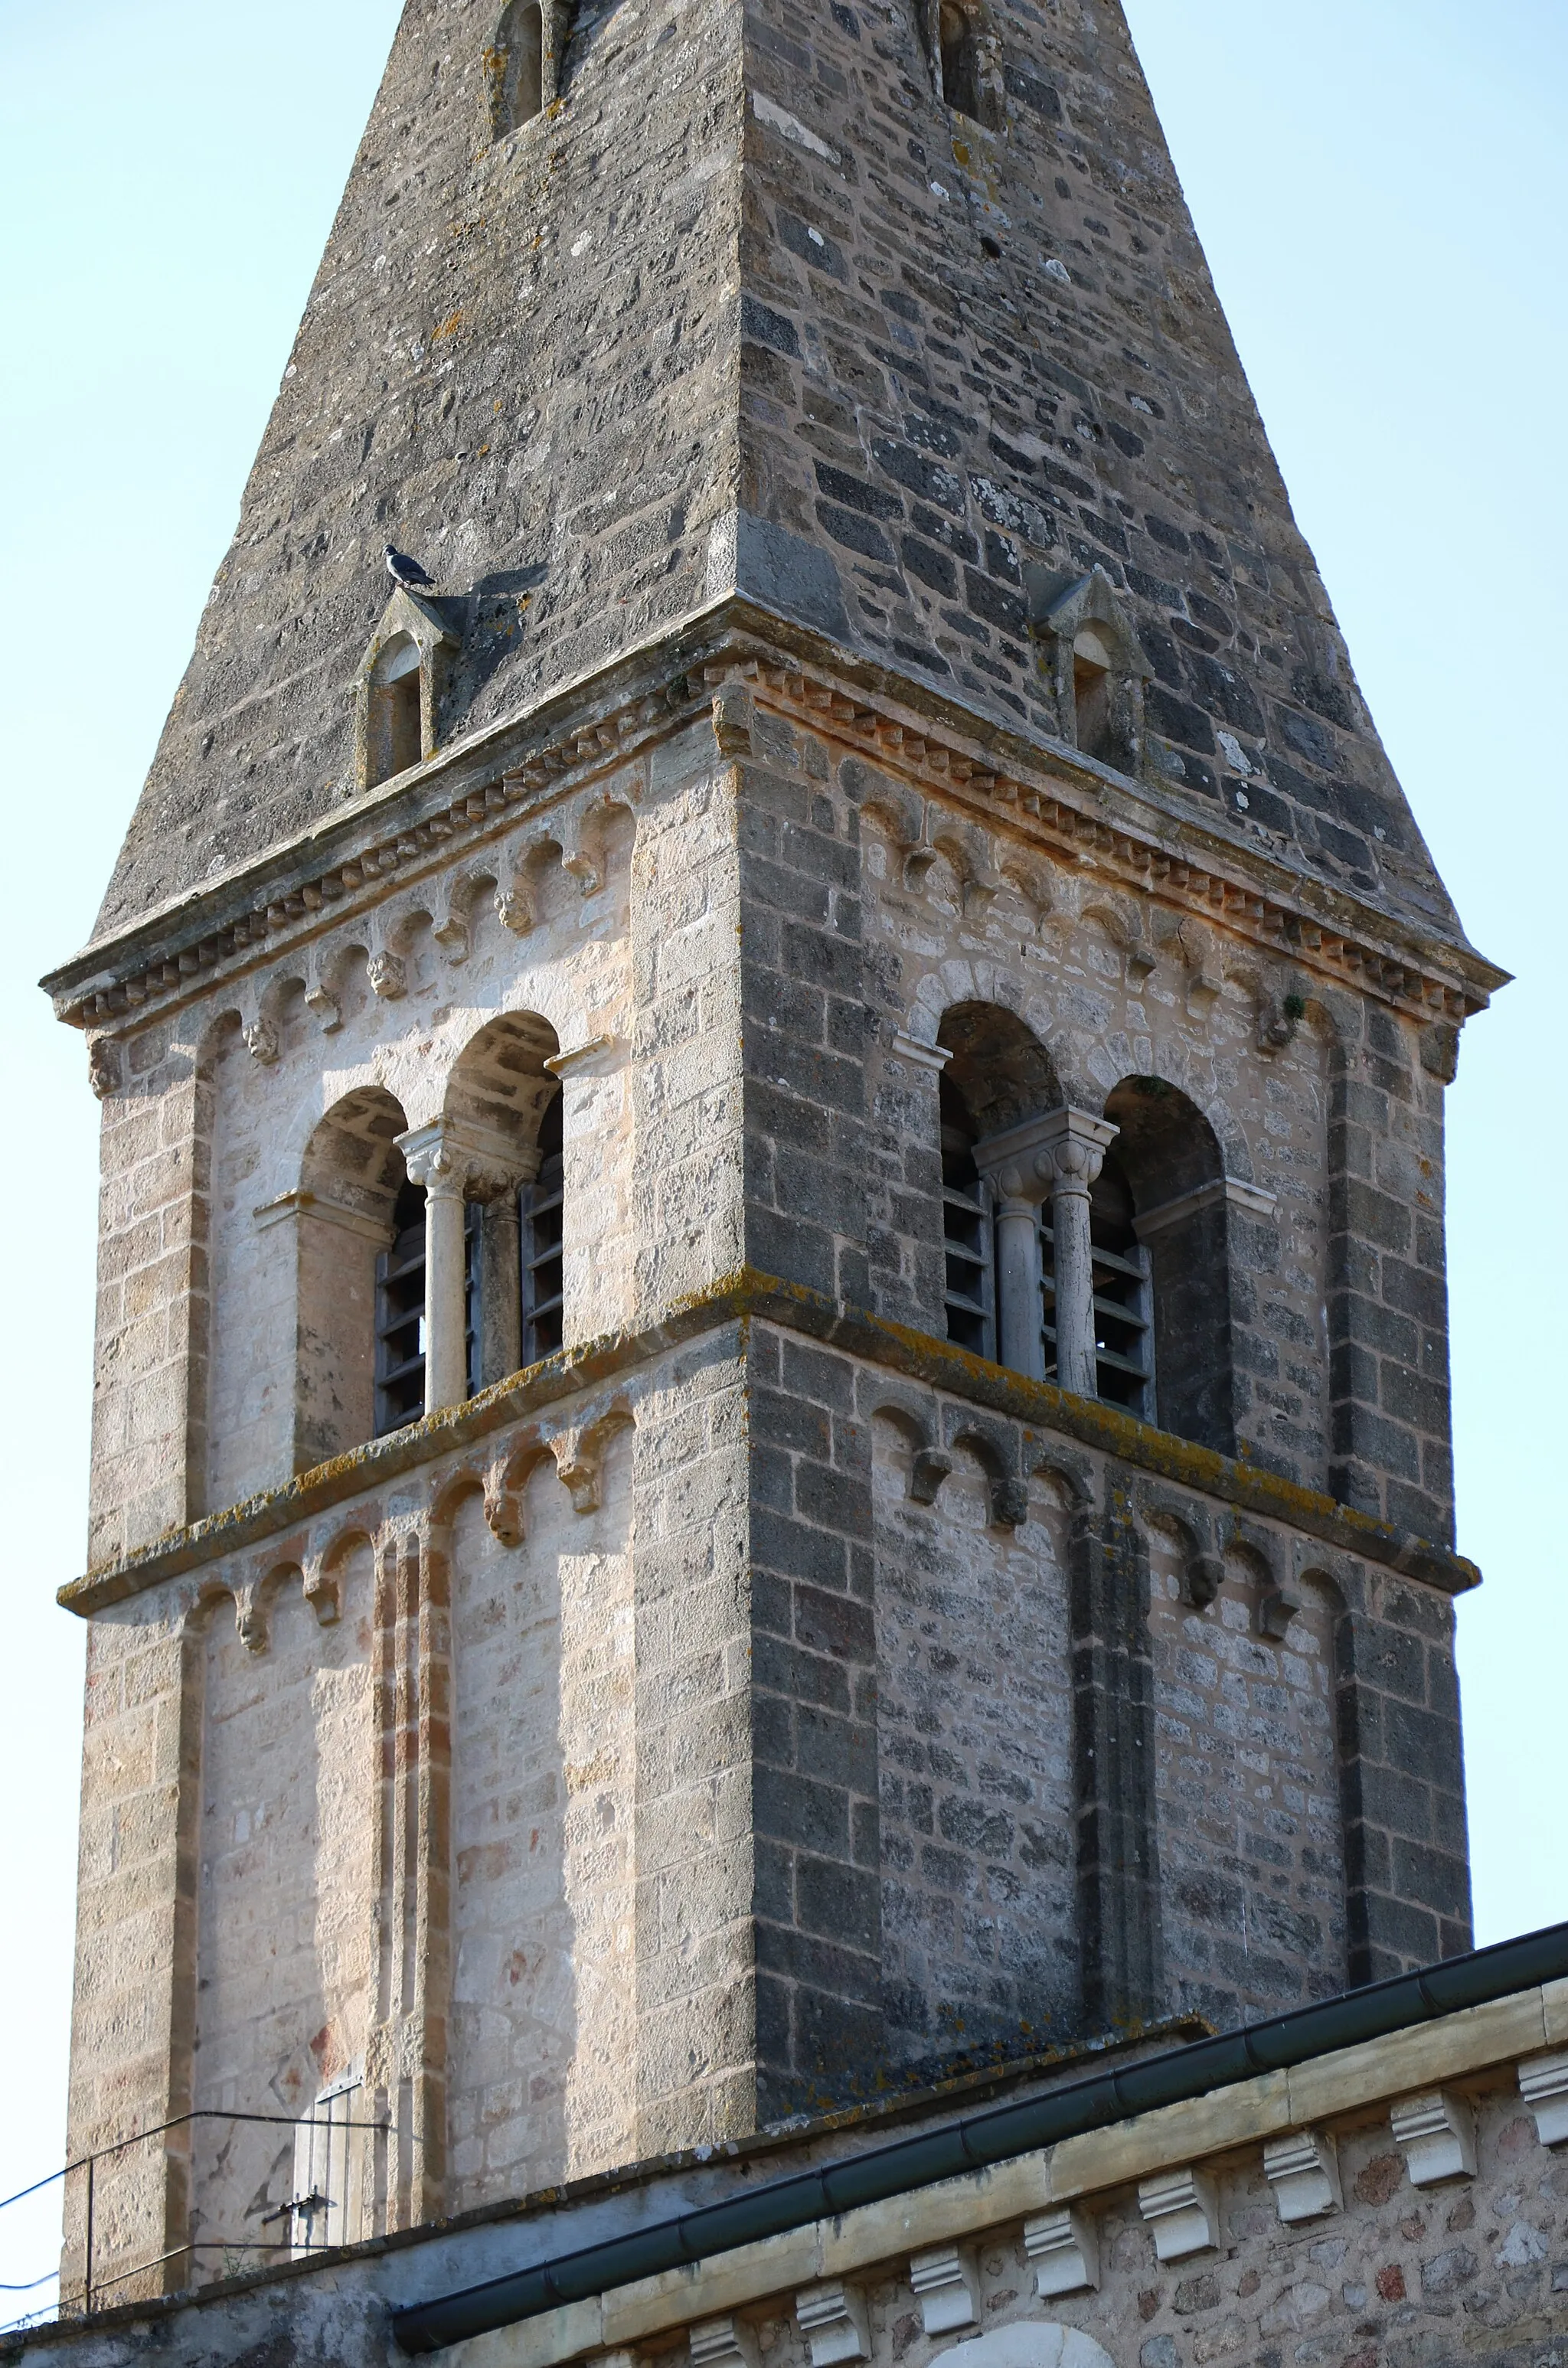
1 0 1564 2308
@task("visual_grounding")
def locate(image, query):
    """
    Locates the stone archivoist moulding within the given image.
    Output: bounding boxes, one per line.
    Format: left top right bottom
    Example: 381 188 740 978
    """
1390 2090 1477 2186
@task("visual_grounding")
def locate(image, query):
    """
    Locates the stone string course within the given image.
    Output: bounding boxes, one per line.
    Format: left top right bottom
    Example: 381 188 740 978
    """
50 632 1501 1048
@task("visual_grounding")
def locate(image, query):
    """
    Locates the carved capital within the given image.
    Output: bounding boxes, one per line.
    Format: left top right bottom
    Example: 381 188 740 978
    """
972 1106 1119 1205
397 1116 537 1200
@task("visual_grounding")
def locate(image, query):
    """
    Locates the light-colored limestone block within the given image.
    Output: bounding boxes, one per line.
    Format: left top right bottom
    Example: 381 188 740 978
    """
1262 2129 1342 2223
690 2317 757 2368
795 2282 869 2367
1136 2165 1220 2261
1517 2050 1568 2147
1390 2089 1476 2185
908 2245 978 2334
1022 2206 1100 2298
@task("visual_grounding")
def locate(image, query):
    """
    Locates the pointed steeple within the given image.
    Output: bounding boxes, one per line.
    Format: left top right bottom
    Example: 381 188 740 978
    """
96 0 1470 964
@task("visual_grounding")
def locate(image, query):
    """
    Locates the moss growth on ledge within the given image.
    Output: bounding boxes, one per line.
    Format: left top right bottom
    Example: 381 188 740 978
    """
60 1269 1480 1617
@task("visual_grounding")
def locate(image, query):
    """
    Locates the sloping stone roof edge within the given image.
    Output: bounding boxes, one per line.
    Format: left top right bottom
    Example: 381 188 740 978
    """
41 595 1509 1035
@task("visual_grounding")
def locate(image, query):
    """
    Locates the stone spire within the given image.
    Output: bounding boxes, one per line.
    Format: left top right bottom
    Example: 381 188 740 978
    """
95 0 1470 965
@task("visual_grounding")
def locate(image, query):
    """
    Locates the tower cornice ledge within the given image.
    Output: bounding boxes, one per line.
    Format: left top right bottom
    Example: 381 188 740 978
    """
57 1267 1481 1619
41 598 1508 1042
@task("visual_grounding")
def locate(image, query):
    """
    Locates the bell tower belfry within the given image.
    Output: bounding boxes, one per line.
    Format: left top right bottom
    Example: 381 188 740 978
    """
45 0 1504 2308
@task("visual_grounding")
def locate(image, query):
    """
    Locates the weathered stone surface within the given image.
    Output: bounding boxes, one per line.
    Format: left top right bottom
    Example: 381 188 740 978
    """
93 0 1477 964
46 0 1506 2328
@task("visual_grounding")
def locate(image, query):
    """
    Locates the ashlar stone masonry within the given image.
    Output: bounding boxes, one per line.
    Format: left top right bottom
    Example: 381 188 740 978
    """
35 0 1513 2345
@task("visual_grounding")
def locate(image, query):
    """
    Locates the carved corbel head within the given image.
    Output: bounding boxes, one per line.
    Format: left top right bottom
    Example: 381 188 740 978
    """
87 1037 122 1099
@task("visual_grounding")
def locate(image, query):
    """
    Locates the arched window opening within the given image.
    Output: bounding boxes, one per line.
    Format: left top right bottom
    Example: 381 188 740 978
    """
939 1 982 119
1072 625 1116 766
940 1071 995 1360
367 634 423 789
376 1179 428 1435
443 1010 563 1393
1103 1076 1233 1452
1039 1151 1155 1416
936 1002 1060 1370
522 1086 564 1363
492 0 544 133
292 1086 413 1466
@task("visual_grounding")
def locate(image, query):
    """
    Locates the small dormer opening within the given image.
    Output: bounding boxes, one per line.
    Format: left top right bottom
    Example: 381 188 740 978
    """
1073 625 1116 765
939 2 982 120
368 634 423 787
493 0 544 132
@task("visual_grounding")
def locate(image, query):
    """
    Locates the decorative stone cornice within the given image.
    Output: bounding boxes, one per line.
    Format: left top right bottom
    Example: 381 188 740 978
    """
43 600 1507 1047
55 1266 1482 1618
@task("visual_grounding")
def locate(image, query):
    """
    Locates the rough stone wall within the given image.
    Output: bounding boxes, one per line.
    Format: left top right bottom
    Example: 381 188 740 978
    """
30 1981 1568 2368
446 1429 635 2207
63 1599 195 2304
96 0 744 934
62 1341 759 2292
748 1321 884 2118
728 701 1338 1494
727 2076 1568 2368
630 730 747 1324
872 1423 1080 2065
629 1321 756 2155
190 1549 376 2267
1328 1010 1455 1543
93 720 747 1557
736 0 1462 942
89 1042 211 1565
1337 1573 1471 1986
744 1320 1469 2068
1148 1538 1345 2030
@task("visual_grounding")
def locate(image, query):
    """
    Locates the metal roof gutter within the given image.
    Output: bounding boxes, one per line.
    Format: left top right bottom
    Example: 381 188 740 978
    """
392 1919 1568 2356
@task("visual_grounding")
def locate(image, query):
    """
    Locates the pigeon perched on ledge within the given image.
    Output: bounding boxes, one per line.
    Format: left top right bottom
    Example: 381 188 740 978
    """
384 544 436 591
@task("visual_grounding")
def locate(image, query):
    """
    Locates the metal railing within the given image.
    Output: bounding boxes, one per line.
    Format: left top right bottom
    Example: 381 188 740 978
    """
0 2105 390 2333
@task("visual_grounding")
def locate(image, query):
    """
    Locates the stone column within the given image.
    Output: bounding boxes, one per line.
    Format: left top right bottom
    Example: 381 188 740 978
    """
974 1108 1118 1395
399 1119 533 1416
1038 1109 1119 1398
478 1194 524 1387
400 1135 469 1415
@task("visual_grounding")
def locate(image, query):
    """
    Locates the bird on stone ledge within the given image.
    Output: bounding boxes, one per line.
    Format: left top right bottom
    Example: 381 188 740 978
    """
384 543 436 592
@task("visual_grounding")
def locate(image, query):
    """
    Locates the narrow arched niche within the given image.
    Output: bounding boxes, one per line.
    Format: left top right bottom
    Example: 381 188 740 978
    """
366 633 422 787
296 1086 415 1465
939 0 983 119
489 0 544 135
1072 624 1116 764
444 1010 564 1386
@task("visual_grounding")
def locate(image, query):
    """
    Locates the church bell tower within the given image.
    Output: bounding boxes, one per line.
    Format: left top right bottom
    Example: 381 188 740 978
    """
44 0 1503 2306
